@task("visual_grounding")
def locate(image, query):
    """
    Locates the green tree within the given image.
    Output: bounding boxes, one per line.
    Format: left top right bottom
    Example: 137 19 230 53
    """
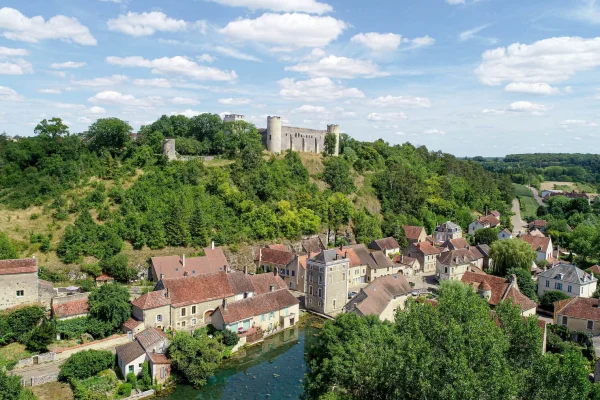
474 227 498 245
87 118 132 156
58 350 114 382
34 117 69 139
298 208 321 235
539 291 570 311
506 268 538 301
352 209 382 245
167 330 225 387
489 239 536 276
571 223 597 262
25 319 56 353
322 157 354 194
0 232 18 260
381 215 408 249
0 368 29 400
101 254 136 283
88 284 131 330
323 132 337 156
327 193 354 245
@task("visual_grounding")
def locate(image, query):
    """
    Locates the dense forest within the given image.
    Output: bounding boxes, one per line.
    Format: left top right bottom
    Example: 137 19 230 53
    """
0 114 512 275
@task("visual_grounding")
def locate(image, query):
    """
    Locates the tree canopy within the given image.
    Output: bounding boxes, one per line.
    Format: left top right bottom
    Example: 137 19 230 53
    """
489 239 536 276
88 284 131 329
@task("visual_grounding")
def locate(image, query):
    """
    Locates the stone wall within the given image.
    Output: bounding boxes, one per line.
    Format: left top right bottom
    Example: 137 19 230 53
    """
14 351 57 369
124 389 155 400
27 372 59 387
0 272 38 311
281 126 327 154
54 334 130 361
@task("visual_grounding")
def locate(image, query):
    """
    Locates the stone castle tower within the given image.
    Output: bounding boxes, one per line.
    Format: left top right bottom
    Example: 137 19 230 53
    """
162 139 176 161
266 116 339 156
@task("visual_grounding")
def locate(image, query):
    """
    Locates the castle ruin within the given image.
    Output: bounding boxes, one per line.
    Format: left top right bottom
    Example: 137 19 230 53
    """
262 116 339 156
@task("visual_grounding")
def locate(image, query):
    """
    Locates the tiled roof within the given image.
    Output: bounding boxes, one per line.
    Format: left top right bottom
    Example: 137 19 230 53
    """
136 327 168 351
392 254 417 267
442 238 469 250
438 248 480 266
161 271 235 307
52 298 89 319
248 273 288 295
148 353 170 364
218 290 299 324
255 248 295 266
344 244 378 269
500 228 512 236
95 274 113 282
151 247 228 280
521 235 551 253
369 251 394 270
336 248 362 268
39 279 54 288
116 341 145 365
504 285 537 313
556 297 600 321
311 249 343 264
297 255 308 270
461 272 536 312
132 290 170 310
538 263 596 285
414 242 441 256
0 258 37 275
529 229 545 238
477 215 500 227
490 210 501 218
267 244 287 251
589 265 600 275
122 318 142 331
348 274 412 317
369 237 400 251
227 272 256 295
528 220 547 228
403 226 425 241
301 237 326 253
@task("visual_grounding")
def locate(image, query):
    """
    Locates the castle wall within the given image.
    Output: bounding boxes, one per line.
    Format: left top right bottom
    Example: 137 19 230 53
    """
281 126 327 154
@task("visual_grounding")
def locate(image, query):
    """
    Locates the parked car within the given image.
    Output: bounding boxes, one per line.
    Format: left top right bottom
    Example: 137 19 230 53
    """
348 291 358 299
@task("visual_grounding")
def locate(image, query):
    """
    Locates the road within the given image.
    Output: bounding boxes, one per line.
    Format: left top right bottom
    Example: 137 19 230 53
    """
511 198 527 236
529 186 544 206
10 360 65 382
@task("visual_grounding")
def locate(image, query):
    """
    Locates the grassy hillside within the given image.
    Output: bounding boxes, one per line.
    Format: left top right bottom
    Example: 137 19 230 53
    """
513 184 538 219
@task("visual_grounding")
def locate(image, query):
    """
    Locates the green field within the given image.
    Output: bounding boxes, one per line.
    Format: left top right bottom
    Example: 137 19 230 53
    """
513 183 534 198
513 184 539 219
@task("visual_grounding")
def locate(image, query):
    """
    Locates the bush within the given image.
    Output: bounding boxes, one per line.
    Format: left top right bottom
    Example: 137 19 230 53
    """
0 305 45 344
117 383 132 397
25 319 56 353
72 373 116 400
540 291 571 311
58 350 114 382
56 317 113 340
139 361 152 390
220 328 240 347
101 255 136 283
88 284 131 330
126 372 137 389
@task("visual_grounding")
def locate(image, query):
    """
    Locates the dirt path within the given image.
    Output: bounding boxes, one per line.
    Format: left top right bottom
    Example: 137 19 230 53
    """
10 359 65 382
511 198 527 236
530 186 544 206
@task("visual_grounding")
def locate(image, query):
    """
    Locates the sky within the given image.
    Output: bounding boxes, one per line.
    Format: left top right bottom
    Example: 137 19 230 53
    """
1 0 600 157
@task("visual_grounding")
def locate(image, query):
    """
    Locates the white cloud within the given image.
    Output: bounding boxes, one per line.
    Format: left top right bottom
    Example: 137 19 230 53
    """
508 101 548 113
367 112 408 121
0 7 96 45
170 97 200 105
73 75 128 87
291 105 327 113
77 116 92 123
197 54 215 63
286 55 389 78
447 0 465 4
570 0 600 25
88 106 106 114
88 91 163 108
0 59 33 74
55 103 85 109
215 46 261 62
504 82 560 95
411 36 435 48
220 13 346 48
0 46 28 56
0 86 23 101
560 119 597 128
369 95 432 108
38 88 62 94
476 36 600 86
351 32 402 52
208 0 332 14
423 129 446 135
279 77 364 101
50 61 86 69
171 109 202 118
218 98 251 105
459 24 489 41
107 12 188 36
133 78 171 88
106 56 237 81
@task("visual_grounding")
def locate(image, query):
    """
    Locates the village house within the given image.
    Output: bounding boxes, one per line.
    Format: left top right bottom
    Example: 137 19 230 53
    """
341 244 403 284
116 327 170 383
554 297 600 335
403 242 442 274
368 237 401 257
528 220 548 232
521 234 553 263
436 247 487 281
538 263 597 298
51 292 90 321
498 229 513 240
305 249 350 316
468 213 501 236
392 254 420 277
434 221 462 242
301 236 327 254
441 237 469 250
462 271 537 316
403 226 427 245
529 229 546 238
255 246 295 274
149 243 229 281
345 274 413 321
95 274 114 286
0 258 54 311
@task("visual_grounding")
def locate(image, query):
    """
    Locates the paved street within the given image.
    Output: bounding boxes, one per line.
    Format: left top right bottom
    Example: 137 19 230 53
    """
529 186 544 206
511 198 527 236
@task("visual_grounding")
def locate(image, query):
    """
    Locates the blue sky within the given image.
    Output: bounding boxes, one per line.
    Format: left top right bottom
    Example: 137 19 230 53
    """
1 0 600 156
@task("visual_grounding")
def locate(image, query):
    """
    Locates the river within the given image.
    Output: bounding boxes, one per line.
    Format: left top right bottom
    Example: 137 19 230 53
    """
158 325 317 400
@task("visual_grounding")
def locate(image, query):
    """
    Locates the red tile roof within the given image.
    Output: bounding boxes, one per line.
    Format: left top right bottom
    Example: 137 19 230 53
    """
348 274 412 317
336 248 362 268
370 237 400 251
148 353 170 364
403 226 425 241
122 318 142 331
95 274 113 282
218 290 299 325
415 242 441 256
255 248 295 266
52 298 89 319
528 220 548 228
521 235 551 253
301 237 326 253
443 238 469 250
478 215 500 227
227 272 256 295
0 258 37 275
248 273 288 295
392 254 417 267
556 297 600 321
151 247 228 280
462 272 536 312
161 271 234 307
267 244 287 251
132 290 171 310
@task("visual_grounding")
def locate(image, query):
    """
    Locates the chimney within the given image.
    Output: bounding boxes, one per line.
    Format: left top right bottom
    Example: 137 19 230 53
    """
401 254 404 264
211 240 215 250
182 255 186 268
165 287 170 298
510 274 519 290
160 273 164 281
270 284 274 292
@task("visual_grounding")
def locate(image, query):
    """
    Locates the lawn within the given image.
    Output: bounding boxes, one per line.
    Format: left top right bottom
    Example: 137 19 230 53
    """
0 342 31 370
513 184 538 219
541 181 597 194
31 382 74 400
513 183 534 198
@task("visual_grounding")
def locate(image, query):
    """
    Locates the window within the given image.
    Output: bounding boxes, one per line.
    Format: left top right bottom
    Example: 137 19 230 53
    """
191 306 196 314
285 307 289 316
192 318 197 326
16 290 24 297
332 300 336 309
286 270 289 276
318 275 322 284
555 282 563 290
181 308 186 317
562 316 568 326
139 363 143 369
309 298 312 304
318 288 322 298
128 365 134 373
261 314 266 322
568 285 572 293
444 267 448 274
588 320 594 330
269 312 274 319
181 321 186 327
545 280 549 288
156 314 162 322
318 301 322 306
292 271 295 277
309 285 313 295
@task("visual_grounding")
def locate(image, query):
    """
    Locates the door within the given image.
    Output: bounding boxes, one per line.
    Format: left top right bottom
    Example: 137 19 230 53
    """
243 319 251 331
204 309 213 325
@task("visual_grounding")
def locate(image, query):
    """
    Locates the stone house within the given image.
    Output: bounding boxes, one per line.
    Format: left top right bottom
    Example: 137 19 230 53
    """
468 213 501 236
280 254 308 292
305 250 350 316
441 237 469 251
434 221 462 242
403 242 442 274
116 327 170 381
340 244 402 285
537 263 597 298
436 249 483 281
95 274 114 286
392 254 420 277
345 274 413 322
368 237 401 257
498 229 513 240
301 236 327 253
149 244 229 281
51 292 90 320
462 272 537 316
520 235 553 263
554 297 600 336
403 226 427 245
0 258 40 311
528 220 547 232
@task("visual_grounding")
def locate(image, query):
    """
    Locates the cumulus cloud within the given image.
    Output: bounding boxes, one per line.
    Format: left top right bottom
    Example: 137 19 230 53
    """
215 46 261 62
208 0 332 14
171 109 202 118
504 82 560 95
369 95 432 108
560 119 597 128
367 112 408 121
0 7 96 45
285 55 389 79
218 98 251 105
0 59 33 75
197 54 215 63
106 55 237 81
72 75 128 87
220 13 346 48
107 12 190 36
170 97 200 105
0 46 28 56
77 116 92 123
351 32 402 52
133 78 171 88
291 105 327 113
279 77 364 101
0 86 23 101
38 88 62 94
411 35 435 47
483 101 549 116
476 36 600 86
88 91 163 108
88 106 106 114
50 61 86 69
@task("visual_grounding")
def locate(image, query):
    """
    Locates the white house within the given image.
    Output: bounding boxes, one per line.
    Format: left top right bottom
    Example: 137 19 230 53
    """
521 235 553 263
537 263 597 298
434 221 462 242
468 214 501 236
498 229 513 240
116 327 169 379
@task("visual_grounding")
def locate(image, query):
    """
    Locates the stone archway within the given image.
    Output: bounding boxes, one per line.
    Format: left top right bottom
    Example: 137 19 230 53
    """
204 309 214 325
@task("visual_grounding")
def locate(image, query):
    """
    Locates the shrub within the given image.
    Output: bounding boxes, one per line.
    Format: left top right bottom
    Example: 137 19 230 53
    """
220 328 240 347
88 284 131 330
0 305 45 344
75 279 96 292
117 383 132 397
540 291 570 311
139 361 152 390
81 263 103 278
101 255 136 283
58 350 114 382
25 319 56 353
126 372 137 389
